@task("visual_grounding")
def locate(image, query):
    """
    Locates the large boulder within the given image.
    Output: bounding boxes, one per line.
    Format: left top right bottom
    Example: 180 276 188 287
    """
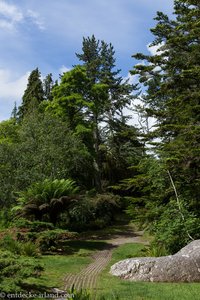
110 240 200 282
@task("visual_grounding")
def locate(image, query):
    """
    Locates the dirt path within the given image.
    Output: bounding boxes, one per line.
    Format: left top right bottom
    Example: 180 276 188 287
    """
63 226 148 291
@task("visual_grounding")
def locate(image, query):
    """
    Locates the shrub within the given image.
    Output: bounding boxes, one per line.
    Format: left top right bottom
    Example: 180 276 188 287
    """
150 202 200 254
0 235 40 257
69 193 120 231
36 229 78 253
22 241 40 257
13 219 54 232
0 235 22 255
144 242 168 257
91 194 120 220
0 250 43 294
68 286 91 300
13 179 79 225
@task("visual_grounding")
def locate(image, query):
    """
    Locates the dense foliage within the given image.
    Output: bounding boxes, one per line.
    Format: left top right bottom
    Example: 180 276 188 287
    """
0 249 43 293
0 2 199 294
128 0 200 252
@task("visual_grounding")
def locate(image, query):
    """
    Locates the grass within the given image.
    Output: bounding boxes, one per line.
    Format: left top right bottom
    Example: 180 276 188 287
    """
26 254 91 289
26 240 107 289
20 222 200 299
95 243 200 300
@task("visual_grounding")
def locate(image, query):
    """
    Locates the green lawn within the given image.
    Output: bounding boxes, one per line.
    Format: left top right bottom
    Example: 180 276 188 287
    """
96 243 200 300
25 233 200 300
26 240 107 289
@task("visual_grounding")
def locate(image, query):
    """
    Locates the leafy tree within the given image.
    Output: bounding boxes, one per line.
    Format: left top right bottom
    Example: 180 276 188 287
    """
10 102 18 121
77 36 137 191
0 119 19 207
18 68 44 120
49 65 90 131
49 36 136 191
0 113 91 206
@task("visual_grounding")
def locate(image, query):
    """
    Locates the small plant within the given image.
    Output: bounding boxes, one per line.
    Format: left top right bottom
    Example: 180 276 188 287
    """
22 241 40 257
144 241 168 257
13 219 55 232
68 285 91 300
0 235 22 254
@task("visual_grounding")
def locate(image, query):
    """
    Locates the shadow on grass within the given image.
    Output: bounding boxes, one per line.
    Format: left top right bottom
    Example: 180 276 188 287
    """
62 240 110 255
79 224 142 242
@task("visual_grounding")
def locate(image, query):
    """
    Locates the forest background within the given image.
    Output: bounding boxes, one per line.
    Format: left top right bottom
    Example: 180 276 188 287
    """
0 0 199 294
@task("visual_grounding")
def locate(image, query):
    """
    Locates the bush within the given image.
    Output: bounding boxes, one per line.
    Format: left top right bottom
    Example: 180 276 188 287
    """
0 235 22 255
0 209 12 229
68 286 91 300
0 235 40 257
36 229 78 253
91 193 120 220
22 241 40 257
13 179 79 225
13 219 54 232
150 202 200 254
0 250 43 294
68 193 120 231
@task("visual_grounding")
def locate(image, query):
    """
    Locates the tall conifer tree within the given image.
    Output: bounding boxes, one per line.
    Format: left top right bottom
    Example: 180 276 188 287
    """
131 0 200 214
18 68 44 120
76 35 135 190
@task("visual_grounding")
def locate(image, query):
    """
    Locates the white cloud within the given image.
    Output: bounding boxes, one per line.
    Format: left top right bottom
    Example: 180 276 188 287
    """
59 65 71 75
0 0 45 31
0 69 29 120
0 0 23 30
123 72 138 85
27 9 45 30
147 42 165 56
0 19 13 30
0 69 30 121
0 69 29 99
0 0 23 22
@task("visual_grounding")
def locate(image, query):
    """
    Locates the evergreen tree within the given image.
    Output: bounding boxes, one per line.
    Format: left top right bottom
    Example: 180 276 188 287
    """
18 68 44 120
48 36 137 191
43 73 54 101
129 0 200 251
76 35 135 191
11 102 18 121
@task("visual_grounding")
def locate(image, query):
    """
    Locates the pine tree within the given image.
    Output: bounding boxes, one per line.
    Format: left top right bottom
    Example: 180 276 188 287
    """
76 35 135 191
11 102 18 121
18 68 44 120
43 73 54 101
48 36 138 191
131 0 200 219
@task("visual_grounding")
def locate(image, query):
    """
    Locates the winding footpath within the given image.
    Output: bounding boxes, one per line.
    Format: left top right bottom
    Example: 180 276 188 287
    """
62 226 148 290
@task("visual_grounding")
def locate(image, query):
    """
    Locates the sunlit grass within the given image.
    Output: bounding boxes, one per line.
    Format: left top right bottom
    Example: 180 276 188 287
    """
25 230 200 299
96 243 200 300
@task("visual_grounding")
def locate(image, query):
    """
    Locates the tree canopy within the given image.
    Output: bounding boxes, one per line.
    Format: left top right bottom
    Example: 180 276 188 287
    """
0 2 199 254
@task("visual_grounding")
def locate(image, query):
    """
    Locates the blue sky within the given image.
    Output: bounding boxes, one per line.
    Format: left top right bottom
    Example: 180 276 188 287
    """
0 0 174 121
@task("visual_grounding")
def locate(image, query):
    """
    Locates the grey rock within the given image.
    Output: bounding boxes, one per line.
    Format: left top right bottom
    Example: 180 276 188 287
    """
52 288 66 294
110 239 200 282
